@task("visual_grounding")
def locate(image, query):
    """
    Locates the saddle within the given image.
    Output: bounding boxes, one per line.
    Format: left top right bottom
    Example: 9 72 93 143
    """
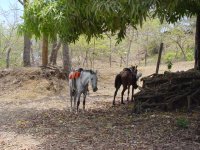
69 71 81 79
123 68 132 72
69 68 83 79
122 66 138 86
123 66 137 73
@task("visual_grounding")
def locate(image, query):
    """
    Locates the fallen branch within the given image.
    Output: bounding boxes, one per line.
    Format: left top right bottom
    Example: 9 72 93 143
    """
133 70 200 113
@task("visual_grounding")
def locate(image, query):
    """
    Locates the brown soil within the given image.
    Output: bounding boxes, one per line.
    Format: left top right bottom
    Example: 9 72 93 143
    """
0 62 200 150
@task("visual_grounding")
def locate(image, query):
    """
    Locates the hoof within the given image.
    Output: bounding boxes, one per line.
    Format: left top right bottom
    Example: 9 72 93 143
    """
70 107 74 112
75 110 79 114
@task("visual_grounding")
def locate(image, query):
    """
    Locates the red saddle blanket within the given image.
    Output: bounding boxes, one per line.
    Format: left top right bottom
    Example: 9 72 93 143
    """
69 71 81 79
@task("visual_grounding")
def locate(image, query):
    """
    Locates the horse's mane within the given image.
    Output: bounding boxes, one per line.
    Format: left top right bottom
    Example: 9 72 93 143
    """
83 69 96 74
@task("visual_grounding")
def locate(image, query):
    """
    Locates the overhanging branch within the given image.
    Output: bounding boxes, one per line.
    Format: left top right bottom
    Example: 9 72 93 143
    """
18 0 24 6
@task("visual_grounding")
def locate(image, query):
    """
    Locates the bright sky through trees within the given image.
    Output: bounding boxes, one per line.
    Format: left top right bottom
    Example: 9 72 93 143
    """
0 0 23 25
0 0 21 10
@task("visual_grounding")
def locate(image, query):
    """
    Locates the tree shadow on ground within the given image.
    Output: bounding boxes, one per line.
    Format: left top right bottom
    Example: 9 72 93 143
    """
0 100 200 150
0 101 137 149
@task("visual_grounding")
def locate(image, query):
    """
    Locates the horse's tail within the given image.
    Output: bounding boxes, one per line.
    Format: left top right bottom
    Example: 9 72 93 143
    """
115 74 121 88
69 78 76 96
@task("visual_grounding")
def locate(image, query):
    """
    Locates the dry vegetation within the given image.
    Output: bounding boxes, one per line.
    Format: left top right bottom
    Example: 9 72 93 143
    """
0 61 200 150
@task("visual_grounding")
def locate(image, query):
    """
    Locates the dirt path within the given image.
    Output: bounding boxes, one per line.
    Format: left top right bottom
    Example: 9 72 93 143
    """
0 62 200 149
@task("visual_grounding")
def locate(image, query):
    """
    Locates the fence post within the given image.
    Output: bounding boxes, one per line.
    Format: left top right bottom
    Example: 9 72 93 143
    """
156 43 164 74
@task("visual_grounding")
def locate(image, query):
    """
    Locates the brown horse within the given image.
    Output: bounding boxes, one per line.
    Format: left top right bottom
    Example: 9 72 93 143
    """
113 66 138 105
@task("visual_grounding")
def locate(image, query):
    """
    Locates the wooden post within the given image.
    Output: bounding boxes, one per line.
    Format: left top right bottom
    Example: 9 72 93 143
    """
156 43 163 74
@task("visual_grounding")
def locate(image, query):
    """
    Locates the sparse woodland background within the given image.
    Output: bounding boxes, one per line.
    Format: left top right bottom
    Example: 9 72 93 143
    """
0 2 196 69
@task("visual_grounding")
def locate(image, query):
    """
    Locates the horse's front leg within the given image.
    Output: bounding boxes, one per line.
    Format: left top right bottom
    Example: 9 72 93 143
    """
76 92 82 113
127 85 130 101
131 85 134 102
73 93 77 110
121 86 127 104
70 89 73 111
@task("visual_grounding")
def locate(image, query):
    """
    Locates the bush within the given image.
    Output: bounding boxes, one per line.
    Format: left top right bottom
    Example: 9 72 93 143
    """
176 117 189 129
186 53 194 61
148 40 160 55
185 48 194 61
166 61 173 71
164 51 176 62
164 48 194 62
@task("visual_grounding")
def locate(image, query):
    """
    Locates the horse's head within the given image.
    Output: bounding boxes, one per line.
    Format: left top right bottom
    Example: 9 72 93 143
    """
130 65 142 81
90 70 98 92
130 65 138 74
136 72 142 80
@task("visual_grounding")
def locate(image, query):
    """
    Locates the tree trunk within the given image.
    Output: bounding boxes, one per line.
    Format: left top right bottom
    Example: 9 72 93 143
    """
83 50 89 67
195 13 200 70
23 0 31 67
23 34 31 67
126 29 134 67
62 43 71 77
93 39 95 69
6 47 11 68
177 42 186 60
126 39 133 67
109 37 112 67
30 47 35 65
42 35 48 66
120 56 122 67
49 41 57 64
145 52 147 66
49 40 61 65
145 29 149 66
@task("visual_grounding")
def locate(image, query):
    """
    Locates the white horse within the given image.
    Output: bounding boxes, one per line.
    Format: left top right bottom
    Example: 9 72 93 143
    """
69 69 98 112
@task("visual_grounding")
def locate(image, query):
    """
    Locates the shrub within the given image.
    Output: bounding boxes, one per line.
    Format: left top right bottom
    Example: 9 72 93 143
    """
176 117 189 129
166 60 173 71
148 40 160 55
186 52 194 61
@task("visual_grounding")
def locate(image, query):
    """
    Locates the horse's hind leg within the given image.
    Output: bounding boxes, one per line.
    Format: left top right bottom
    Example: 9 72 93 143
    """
121 86 127 104
69 88 74 111
83 93 86 110
113 74 121 105
113 85 120 105
76 93 81 113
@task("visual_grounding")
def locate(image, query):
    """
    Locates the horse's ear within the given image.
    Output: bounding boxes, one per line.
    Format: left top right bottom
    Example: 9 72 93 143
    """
135 65 138 69
95 70 98 74
131 65 135 69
